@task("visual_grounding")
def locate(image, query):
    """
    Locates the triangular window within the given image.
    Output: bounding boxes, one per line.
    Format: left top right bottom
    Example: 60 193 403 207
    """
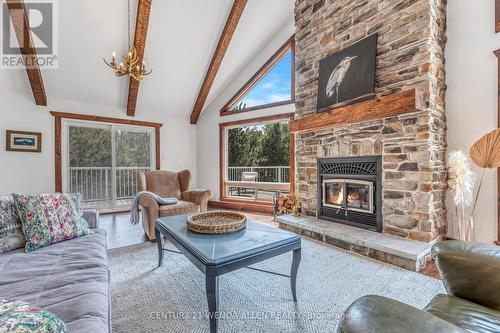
221 37 294 114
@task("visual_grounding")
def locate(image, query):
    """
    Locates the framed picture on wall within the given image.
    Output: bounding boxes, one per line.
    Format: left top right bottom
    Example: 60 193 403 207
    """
6 130 42 153
317 34 378 112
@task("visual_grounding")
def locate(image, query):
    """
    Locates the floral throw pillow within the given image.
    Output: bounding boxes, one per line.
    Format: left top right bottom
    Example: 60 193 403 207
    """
0 298 67 332
0 196 25 253
12 193 93 253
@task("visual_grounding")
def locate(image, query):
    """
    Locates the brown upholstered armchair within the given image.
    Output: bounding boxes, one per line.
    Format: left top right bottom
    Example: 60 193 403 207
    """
137 170 212 241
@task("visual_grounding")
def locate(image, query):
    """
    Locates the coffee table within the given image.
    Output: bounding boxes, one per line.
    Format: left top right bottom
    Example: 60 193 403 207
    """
155 214 301 333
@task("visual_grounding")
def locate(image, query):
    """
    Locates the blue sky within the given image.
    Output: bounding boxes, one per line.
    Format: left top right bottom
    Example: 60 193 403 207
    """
236 50 292 108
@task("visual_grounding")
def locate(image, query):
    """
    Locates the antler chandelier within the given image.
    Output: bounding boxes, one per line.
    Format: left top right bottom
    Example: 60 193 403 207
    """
103 0 151 81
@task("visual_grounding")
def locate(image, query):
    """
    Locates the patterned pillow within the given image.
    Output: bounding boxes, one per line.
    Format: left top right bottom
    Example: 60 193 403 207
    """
0 196 25 253
0 298 67 332
12 193 93 253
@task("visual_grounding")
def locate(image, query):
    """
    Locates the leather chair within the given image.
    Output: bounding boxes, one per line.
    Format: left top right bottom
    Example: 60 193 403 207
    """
339 240 500 333
137 170 212 241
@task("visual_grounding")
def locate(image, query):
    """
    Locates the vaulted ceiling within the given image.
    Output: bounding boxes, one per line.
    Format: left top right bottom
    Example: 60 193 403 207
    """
1 0 294 120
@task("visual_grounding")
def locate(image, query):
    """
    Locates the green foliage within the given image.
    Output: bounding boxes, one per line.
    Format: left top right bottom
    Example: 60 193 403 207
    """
115 130 151 167
69 127 151 167
227 122 290 167
69 127 111 167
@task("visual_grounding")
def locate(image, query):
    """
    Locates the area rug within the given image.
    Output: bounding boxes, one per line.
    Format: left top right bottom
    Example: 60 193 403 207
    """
109 238 444 333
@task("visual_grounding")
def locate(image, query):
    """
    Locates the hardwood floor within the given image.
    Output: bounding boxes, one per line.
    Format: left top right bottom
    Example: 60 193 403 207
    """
419 259 441 280
99 210 440 279
99 209 275 250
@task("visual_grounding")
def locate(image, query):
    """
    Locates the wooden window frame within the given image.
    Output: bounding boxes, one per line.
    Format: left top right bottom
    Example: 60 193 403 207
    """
496 0 500 33
50 111 163 193
220 36 295 117
495 50 500 245
219 113 295 209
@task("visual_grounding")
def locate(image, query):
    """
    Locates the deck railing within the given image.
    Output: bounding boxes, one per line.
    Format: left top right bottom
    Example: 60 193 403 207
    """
69 167 152 205
227 166 290 183
226 166 290 201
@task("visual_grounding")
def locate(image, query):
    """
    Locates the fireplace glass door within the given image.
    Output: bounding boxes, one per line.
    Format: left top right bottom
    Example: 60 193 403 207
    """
323 179 374 214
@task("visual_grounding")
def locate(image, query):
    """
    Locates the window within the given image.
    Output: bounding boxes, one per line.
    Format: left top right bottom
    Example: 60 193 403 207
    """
221 37 295 115
63 120 155 211
220 114 294 203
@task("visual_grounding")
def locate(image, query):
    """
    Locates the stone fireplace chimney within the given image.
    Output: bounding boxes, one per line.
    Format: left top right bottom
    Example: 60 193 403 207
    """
292 0 447 243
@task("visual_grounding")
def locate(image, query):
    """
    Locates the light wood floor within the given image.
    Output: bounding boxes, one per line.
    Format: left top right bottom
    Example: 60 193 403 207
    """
100 209 275 250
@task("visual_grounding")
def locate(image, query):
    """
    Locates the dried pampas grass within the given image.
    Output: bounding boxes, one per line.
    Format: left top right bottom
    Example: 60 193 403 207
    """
447 151 475 240
448 151 475 207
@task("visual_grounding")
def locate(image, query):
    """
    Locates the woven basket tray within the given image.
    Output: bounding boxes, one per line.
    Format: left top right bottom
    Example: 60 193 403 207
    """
187 211 246 234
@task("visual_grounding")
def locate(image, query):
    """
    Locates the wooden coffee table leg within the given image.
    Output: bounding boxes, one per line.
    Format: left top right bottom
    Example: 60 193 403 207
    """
291 248 301 302
155 228 163 267
206 275 219 333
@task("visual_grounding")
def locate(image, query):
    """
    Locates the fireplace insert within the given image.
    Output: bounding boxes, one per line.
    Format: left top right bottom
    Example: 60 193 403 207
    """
317 156 382 232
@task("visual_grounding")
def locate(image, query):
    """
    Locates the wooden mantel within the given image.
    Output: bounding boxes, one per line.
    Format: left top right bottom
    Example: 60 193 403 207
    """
290 88 424 133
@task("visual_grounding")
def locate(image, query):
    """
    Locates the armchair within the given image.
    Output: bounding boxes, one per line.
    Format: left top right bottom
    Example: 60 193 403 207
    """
137 170 212 241
339 240 500 333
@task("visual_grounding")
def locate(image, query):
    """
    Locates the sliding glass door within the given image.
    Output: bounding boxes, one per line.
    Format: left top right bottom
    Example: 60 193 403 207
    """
63 120 154 211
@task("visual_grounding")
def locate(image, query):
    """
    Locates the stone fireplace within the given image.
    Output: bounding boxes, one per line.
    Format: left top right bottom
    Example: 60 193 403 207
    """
291 0 448 243
318 156 382 232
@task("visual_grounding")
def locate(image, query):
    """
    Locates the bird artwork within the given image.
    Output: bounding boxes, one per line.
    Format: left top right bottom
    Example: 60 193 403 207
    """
317 34 377 111
325 55 358 104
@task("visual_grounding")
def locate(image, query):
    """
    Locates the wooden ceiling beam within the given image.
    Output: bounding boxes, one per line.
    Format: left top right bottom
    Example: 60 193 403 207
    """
189 0 248 124
6 0 47 106
127 0 153 117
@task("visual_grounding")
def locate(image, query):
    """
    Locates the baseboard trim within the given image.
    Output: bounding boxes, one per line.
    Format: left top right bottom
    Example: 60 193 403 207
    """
208 200 274 214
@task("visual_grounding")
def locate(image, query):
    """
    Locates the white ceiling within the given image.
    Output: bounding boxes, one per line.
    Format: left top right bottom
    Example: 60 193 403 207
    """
1 0 294 119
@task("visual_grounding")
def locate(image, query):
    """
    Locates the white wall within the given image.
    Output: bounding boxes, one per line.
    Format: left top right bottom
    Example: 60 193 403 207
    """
0 90 196 195
196 21 295 200
446 0 500 243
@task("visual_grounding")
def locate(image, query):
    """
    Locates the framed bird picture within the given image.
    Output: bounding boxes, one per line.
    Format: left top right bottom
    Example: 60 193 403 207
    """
317 34 377 112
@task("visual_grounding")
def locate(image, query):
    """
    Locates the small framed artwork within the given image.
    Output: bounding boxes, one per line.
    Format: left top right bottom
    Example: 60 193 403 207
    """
6 130 42 153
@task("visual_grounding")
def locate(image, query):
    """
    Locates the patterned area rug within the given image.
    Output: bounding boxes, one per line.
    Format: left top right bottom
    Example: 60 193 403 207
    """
109 238 444 333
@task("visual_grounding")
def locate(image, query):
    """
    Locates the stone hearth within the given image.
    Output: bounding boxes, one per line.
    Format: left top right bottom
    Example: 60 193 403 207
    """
291 0 448 243
276 214 434 271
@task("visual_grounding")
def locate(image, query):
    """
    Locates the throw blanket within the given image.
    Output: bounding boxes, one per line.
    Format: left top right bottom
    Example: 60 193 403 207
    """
130 191 178 225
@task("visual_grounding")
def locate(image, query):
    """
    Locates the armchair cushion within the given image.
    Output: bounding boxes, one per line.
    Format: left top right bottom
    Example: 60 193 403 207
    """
425 294 500 333
338 295 467 333
158 200 200 217
432 240 500 311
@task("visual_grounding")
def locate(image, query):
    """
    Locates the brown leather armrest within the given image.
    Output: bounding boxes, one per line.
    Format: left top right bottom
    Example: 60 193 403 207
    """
338 295 466 333
432 240 500 311
182 189 212 212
